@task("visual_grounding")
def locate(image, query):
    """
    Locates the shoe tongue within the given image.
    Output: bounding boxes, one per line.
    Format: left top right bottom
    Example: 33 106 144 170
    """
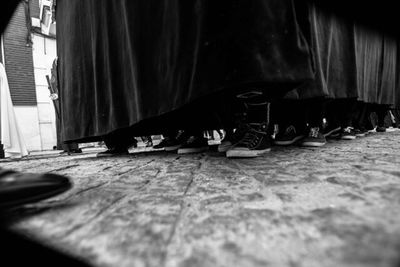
286 125 296 134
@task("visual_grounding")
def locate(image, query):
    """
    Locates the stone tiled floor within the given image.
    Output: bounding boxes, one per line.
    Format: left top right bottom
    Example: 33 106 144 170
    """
2 130 400 267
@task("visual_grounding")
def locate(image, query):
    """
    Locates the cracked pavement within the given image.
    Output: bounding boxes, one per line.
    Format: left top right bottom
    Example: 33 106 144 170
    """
2 130 400 267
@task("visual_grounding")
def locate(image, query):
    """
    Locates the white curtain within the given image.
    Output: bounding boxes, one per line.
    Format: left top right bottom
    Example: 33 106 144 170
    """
0 63 29 158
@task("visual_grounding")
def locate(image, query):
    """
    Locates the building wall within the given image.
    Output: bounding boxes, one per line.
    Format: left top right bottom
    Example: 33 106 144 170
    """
32 33 57 150
30 0 40 19
3 2 37 106
1 1 57 151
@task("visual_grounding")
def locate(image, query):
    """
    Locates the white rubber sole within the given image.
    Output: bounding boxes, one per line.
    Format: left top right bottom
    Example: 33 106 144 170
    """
341 135 356 140
274 135 304 146
226 148 271 158
301 141 326 147
165 144 182 152
177 146 209 154
96 152 129 158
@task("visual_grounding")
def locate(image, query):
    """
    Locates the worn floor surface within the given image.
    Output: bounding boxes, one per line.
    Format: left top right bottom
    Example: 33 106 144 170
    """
2 131 400 267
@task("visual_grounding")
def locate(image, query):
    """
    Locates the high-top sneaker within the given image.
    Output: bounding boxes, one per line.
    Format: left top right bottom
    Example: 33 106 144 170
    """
226 123 271 158
218 124 250 153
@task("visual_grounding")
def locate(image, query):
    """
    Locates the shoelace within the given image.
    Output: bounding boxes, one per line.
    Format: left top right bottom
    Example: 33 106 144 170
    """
238 128 266 148
285 125 296 135
343 127 353 133
309 127 320 138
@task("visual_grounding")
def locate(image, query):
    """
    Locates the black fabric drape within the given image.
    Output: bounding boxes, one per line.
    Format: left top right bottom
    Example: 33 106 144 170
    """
354 25 382 104
285 4 357 100
378 36 397 106
396 42 400 109
57 0 314 142
354 28 397 106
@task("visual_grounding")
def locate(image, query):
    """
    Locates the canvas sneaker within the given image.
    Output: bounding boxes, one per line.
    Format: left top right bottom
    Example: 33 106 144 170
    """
153 137 179 151
322 125 341 138
177 136 209 154
274 125 304 146
154 131 190 151
226 123 271 158
340 127 357 140
301 127 326 147
218 124 250 152
354 128 367 137
376 126 387 133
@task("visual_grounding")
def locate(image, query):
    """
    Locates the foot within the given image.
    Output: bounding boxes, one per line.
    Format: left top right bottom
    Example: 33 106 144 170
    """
226 123 271 158
145 141 153 147
153 138 171 149
274 125 304 146
154 137 182 151
96 148 129 157
301 127 326 147
322 125 341 138
354 128 367 137
177 136 209 154
0 169 72 210
153 131 189 151
69 148 82 154
218 139 233 153
340 127 357 140
376 126 387 132
218 124 250 152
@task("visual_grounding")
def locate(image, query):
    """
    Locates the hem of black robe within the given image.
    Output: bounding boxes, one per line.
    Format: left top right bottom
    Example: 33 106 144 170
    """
62 80 312 144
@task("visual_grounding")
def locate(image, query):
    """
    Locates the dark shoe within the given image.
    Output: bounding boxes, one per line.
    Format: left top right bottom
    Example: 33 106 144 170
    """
340 127 357 140
153 137 180 151
354 128 367 137
163 131 191 151
322 125 341 138
218 136 234 153
69 148 82 154
0 170 72 210
177 136 209 154
301 127 326 147
153 138 169 149
218 125 249 153
376 126 387 132
226 123 271 158
131 141 138 148
96 148 129 158
274 125 304 146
